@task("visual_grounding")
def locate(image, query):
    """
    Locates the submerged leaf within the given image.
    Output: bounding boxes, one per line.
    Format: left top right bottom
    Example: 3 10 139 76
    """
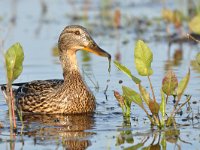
134 40 153 76
114 60 141 84
177 69 190 100
139 84 151 106
5 43 24 83
122 86 143 108
162 70 178 96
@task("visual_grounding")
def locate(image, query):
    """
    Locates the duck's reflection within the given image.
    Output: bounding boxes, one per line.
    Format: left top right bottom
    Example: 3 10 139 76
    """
21 113 95 150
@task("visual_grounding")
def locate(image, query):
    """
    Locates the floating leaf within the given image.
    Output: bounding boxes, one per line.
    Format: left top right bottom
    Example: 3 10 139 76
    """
189 15 200 34
134 40 153 76
196 52 200 65
139 84 151 106
149 100 160 115
114 60 141 84
122 86 143 108
5 43 24 83
177 69 190 100
162 70 178 96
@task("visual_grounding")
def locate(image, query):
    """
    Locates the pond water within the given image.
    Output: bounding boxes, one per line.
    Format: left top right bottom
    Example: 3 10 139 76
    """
0 0 199 149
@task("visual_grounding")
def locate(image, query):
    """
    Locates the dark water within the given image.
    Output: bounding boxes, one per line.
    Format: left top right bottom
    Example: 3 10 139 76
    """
0 0 199 149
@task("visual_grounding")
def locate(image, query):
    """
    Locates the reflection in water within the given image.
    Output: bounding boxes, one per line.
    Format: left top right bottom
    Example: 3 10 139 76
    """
164 47 183 71
114 8 122 62
21 114 95 150
116 119 134 146
115 118 192 150
35 0 48 36
191 59 200 73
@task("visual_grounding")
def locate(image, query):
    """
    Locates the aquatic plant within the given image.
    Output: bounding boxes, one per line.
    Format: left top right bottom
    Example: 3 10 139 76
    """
189 14 200 34
162 8 183 29
196 52 200 65
4 42 24 131
114 40 190 128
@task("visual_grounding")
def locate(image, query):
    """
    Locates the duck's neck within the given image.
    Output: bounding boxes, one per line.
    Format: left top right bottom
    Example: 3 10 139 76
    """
59 50 81 81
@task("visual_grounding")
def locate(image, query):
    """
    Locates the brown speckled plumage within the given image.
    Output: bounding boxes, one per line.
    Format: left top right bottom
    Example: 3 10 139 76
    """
1 25 111 114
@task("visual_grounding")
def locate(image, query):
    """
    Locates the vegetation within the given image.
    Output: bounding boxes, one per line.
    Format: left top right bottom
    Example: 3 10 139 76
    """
4 42 24 133
114 40 190 128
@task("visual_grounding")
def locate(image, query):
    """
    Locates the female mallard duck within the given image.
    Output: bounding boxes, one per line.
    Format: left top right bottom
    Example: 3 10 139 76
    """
1 25 111 114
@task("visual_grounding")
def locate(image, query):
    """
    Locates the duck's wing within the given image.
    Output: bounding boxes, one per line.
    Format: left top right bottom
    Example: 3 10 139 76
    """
15 79 64 95
0 79 64 99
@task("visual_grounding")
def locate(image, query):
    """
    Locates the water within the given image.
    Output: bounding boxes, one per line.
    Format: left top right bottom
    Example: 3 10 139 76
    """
0 0 199 149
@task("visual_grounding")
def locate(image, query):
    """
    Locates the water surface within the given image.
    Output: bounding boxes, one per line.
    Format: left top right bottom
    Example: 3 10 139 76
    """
0 0 199 149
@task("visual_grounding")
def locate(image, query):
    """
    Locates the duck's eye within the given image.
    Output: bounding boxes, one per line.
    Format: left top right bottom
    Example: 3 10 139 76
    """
75 31 80 35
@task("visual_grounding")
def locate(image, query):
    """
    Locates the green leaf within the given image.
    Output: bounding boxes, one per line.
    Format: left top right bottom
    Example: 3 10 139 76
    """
160 89 166 126
196 52 200 65
134 40 153 76
114 61 141 84
139 84 151 106
5 43 24 83
122 86 143 108
162 70 178 96
177 69 190 100
189 15 200 34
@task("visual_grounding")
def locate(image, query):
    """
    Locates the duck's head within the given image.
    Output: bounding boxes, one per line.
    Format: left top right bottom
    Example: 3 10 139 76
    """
58 25 111 59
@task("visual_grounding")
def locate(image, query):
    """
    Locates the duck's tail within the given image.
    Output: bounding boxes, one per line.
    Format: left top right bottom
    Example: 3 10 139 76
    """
0 84 17 104
0 85 9 104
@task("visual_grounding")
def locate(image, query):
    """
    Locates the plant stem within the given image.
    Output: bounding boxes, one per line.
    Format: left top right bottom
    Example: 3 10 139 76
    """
147 76 156 102
166 95 169 104
157 114 162 128
153 115 160 127
187 33 200 43
10 87 16 129
6 85 13 135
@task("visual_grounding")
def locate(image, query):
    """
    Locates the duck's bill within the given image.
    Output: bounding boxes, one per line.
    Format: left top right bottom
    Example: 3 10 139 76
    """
83 44 111 59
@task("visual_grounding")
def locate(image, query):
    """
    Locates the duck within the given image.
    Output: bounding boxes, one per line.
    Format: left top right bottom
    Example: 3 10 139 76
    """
1 25 111 114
